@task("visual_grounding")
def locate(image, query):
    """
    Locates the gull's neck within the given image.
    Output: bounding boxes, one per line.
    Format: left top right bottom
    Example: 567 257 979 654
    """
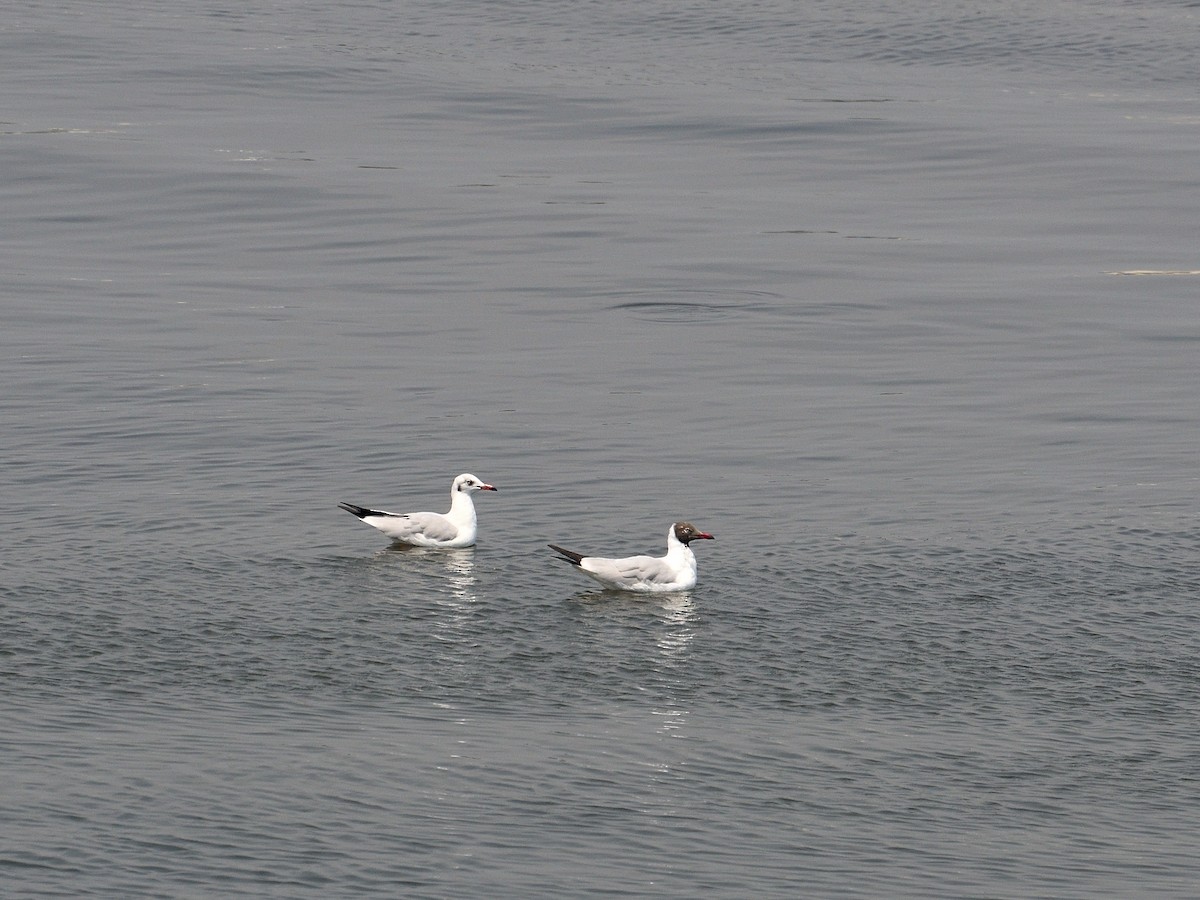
447 489 477 526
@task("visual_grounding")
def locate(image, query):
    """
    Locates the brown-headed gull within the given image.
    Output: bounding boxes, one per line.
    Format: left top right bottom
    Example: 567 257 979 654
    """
338 473 497 548
548 521 714 592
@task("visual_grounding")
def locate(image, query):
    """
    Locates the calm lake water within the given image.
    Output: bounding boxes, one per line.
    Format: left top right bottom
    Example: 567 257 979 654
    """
4 0 1200 896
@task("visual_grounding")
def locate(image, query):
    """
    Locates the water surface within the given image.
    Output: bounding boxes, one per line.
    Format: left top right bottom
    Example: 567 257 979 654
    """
3 0 1200 896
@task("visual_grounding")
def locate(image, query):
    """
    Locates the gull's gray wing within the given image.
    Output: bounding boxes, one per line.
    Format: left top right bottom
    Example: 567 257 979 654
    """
375 511 459 543
584 554 675 588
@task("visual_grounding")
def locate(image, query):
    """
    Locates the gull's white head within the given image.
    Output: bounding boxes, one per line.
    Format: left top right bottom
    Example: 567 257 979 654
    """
453 473 498 494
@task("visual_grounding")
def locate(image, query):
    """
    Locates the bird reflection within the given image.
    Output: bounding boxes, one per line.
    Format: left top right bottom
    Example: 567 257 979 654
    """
649 594 696 742
569 591 697 658
370 545 478 604
435 548 477 603
654 594 696 660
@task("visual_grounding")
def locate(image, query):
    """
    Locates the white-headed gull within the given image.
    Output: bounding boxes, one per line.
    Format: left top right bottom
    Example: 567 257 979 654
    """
548 521 715 592
338 473 497 548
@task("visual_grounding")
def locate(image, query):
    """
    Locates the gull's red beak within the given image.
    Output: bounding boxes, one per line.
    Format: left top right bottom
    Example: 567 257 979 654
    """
696 531 714 540
481 483 498 491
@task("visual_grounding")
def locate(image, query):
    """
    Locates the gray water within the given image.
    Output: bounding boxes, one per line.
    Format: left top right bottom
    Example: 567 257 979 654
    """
4 1 1200 896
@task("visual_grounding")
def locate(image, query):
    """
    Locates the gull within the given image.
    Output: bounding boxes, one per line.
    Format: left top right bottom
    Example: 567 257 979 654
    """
338 473 497 548
548 522 714 592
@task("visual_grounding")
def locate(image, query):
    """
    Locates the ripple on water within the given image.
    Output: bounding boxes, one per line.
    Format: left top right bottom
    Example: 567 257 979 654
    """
605 289 782 323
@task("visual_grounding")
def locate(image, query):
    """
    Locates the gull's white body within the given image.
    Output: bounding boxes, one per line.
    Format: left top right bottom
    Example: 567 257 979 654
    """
549 522 714 593
338 473 497 548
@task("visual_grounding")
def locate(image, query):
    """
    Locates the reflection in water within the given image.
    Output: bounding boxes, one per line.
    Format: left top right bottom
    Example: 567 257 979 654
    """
363 547 480 655
654 594 696 663
652 594 697 742
370 546 478 604
569 591 697 666
569 592 701 743
436 549 477 604
364 546 481 681
431 550 478 652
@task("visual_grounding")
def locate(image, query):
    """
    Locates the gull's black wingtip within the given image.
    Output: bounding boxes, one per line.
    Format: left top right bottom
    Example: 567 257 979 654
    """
548 544 585 566
338 502 371 519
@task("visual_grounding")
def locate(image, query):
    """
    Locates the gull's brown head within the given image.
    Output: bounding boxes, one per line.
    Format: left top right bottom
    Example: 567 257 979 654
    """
673 522 714 545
